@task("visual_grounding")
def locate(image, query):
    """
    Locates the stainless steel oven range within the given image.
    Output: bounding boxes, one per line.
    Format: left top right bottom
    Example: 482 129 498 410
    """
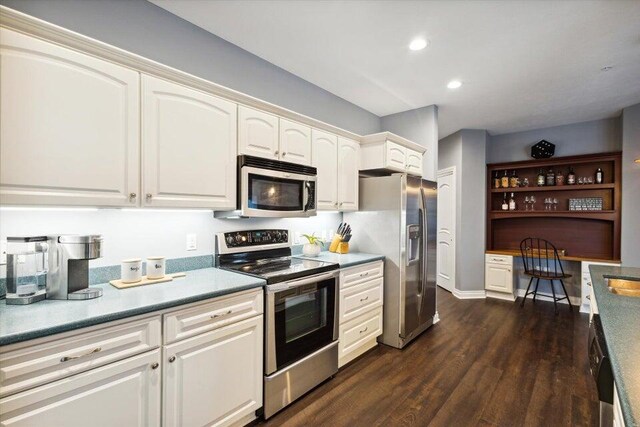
215 229 339 419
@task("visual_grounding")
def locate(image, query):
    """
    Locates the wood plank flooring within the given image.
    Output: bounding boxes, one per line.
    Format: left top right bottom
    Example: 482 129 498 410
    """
261 288 598 427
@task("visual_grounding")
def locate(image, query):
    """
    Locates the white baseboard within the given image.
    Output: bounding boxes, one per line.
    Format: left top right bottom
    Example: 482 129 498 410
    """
486 290 517 302
452 288 486 299
433 311 440 324
516 288 581 306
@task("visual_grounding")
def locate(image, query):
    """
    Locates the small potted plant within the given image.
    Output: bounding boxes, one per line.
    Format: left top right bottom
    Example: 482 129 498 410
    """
302 233 324 257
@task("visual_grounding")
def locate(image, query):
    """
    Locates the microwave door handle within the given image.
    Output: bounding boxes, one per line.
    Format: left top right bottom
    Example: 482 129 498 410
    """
303 181 310 211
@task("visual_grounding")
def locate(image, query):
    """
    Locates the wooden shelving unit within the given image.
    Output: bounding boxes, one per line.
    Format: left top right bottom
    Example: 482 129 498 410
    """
486 152 621 261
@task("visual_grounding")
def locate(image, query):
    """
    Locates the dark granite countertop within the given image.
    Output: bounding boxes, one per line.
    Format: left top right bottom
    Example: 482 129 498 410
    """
0 268 265 346
590 265 640 427
295 251 385 268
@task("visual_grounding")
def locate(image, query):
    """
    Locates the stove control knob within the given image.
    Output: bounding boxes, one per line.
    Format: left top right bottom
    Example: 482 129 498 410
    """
275 231 282 241
226 235 234 245
281 231 288 242
235 234 244 244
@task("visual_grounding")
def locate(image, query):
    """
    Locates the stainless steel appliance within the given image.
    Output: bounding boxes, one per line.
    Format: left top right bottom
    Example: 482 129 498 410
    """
589 314 614 427
5 237 48 305
344 174 437 349
46 235 104 300
215 229 338 419
214 156 316 218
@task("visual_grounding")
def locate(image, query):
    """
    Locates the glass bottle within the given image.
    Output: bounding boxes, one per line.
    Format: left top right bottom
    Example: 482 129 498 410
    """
510 170 519 188
567 167 576 185
501 193 509 211
555 169 565 186
595 167 604 184
493 171 501 189
537 169 546 186
508 193 516 211
501 170 509 188
546 168 555 186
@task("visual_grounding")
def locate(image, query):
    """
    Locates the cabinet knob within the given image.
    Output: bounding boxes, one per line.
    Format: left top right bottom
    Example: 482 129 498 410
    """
129 193 137 201
586 295 591 300
587 282 592 287
168 356 176 363
151 362 159 370
339 202 343 207
334 202 339 207
274 150 279 156
282 152 287 157
146 193 153 200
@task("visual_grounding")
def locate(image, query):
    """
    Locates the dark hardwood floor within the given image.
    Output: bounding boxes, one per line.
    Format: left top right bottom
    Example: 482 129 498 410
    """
262 288 599 427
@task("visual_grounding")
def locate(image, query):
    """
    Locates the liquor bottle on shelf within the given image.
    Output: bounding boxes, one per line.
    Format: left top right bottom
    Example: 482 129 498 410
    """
493 171 501 189
501 193 509 211
567 167 576 185
501 170 509 188
555 169 565 185
508 193 516 211
546 168 555 186
537 169 546 186
595 167 604 184
510 170 519 188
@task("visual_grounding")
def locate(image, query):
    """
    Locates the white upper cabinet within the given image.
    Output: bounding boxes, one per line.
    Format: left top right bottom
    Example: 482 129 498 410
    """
360 132 425 177
279 119 312 166
337 138 359 211
142 75 237 209
0 28 140 207
238 106 279 159
312 130 339 210
386 141 407 172
406 149 424 176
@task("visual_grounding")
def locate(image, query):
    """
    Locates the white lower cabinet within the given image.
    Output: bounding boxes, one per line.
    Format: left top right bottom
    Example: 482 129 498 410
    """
338 261 384 368
485 254 515 301
162 315 263 427
581 261 620 314
0 350 161 427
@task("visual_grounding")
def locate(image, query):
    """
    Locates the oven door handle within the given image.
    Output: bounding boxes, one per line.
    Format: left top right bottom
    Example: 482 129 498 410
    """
267 270 339 293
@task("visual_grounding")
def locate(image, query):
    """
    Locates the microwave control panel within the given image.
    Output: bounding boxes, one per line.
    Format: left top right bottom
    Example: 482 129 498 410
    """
223 229 289 248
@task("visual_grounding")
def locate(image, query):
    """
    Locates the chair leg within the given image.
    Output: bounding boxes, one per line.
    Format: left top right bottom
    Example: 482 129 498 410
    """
550 279 558 314
559 279 573 311
532 278 540 303
521 277 534 307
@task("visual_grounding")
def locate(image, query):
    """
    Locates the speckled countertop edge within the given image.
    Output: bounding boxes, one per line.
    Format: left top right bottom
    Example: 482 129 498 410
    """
294 251 385 268
590 265 640 427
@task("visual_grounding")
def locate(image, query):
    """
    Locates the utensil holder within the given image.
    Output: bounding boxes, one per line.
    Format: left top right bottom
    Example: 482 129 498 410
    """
329 234 342 253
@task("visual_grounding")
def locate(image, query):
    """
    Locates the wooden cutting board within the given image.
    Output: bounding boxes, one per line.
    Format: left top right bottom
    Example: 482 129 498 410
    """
110 272 186 289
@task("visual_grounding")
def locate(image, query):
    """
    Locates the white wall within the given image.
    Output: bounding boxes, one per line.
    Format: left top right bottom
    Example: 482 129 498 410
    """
621 103 640 266
0 209 341 269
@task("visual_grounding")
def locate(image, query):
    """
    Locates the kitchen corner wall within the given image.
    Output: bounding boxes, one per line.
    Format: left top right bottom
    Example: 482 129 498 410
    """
0 0 380 136
621 103 640 266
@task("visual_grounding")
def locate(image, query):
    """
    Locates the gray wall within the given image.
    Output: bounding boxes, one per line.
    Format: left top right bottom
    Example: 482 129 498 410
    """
487 118 622 163
621 103 640 266
1 0 381 135
381 105 438 181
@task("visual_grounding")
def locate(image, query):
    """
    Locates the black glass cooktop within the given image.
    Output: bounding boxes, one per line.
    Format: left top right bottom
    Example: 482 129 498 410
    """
219 255 338 285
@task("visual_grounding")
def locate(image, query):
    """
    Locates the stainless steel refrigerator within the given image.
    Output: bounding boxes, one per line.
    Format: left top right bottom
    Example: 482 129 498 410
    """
344 174 437 349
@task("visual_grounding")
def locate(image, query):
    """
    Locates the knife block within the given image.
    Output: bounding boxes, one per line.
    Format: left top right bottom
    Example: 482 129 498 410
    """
329 234 342 253
336 242 349 254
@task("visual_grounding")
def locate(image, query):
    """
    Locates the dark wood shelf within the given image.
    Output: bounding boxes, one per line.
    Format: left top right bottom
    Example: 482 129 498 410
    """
490 183 614 193
489 210 616 221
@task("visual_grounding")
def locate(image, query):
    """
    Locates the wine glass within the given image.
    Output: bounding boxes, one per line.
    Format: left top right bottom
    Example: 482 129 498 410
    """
524 196 530 211
553 198 558 211
578 177 584 185
587 177 593 185
530 195 536 210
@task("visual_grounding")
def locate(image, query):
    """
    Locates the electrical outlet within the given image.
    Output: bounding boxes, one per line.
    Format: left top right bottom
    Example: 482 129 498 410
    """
0 240 7 265
186 233 197 251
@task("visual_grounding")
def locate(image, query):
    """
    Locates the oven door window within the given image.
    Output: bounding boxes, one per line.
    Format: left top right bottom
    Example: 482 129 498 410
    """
248 174 303 211
274 277 336 370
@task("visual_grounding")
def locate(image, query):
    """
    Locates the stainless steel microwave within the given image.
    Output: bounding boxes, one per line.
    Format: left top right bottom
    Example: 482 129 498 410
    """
215 155 317 218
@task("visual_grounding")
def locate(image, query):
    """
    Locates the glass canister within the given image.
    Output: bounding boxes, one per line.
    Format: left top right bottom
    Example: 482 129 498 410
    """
5 236 48 304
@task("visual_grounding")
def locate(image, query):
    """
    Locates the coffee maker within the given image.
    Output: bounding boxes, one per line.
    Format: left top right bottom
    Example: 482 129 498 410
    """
47 235 104 300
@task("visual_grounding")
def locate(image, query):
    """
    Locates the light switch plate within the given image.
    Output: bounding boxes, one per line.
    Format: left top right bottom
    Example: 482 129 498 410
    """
186 233 197 251
0 240 7 265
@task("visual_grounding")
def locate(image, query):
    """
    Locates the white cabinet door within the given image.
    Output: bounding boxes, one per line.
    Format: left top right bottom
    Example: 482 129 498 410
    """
0 28 140 207
279 119 312 166
0 350 161 427
312 130 339 210
238 106 279 160
485 263 513 293
142 75 237 209
385 141 407 172
337 137 359 211
406 149 423 176
163 316 263 427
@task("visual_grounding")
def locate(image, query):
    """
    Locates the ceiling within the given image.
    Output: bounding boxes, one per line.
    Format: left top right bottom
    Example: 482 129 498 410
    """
151 0 640 138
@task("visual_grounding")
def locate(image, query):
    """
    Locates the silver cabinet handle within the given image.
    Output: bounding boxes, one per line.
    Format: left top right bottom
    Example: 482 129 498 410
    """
211 309 233 319
360 272 369 277
359 327 368 334
151 362 159 370
129 192 137 201
146 193 152 200
60 347 101 362
168 356 176 363
360 296 369 302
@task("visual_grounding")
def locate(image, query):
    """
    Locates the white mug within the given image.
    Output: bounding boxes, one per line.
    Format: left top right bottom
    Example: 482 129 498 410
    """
146 256 166 280
121 259 142 283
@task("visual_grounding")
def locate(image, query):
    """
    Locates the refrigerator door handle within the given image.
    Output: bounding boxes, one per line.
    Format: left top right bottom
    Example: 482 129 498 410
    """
419 187 428 300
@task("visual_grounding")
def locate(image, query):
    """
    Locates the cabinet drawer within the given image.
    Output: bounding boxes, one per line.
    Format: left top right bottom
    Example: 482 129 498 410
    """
485 254 512 265
340 261 383 289
164 289 263 344
340 278 383 323
339 307 382 359
0 316 161 398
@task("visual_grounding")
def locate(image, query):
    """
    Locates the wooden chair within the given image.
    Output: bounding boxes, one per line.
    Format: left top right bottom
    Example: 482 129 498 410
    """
519 237 573 314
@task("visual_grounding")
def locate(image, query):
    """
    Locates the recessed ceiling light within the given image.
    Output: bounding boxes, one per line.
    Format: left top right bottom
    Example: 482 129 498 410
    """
601 66 613 72
409 38 428 51
447 80 462 89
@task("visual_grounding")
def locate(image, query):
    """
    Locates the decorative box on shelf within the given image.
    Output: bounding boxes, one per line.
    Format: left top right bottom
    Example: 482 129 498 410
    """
569 197 603 211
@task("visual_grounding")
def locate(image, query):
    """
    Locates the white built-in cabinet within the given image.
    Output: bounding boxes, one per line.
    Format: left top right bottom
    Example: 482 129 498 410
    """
279 119 312 166
312 130 339 209
142 75 237 209
581 261 620 314
360 133 425 177
485 254 516 301
238 106 280 160
0 28 140 207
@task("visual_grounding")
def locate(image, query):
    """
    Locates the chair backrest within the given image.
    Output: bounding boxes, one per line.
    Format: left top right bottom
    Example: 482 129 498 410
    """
519 237 566 278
